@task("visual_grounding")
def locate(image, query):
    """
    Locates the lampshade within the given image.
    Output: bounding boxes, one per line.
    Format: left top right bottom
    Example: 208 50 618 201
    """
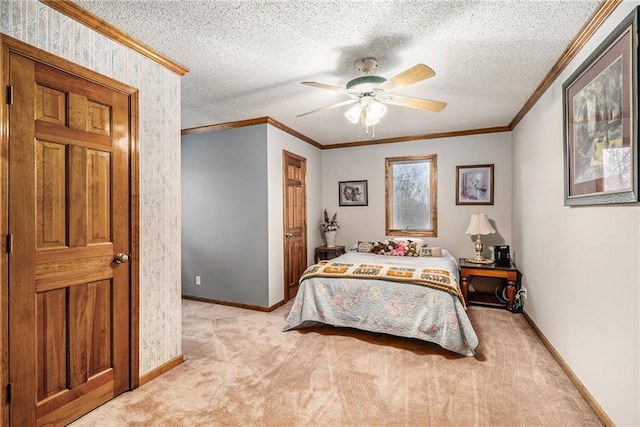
344 103 362 124
465 213 495 236
365 100 387 126
344 98 387 126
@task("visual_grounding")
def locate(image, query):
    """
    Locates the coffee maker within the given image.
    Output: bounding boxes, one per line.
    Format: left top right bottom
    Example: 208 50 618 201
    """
493 245 511 267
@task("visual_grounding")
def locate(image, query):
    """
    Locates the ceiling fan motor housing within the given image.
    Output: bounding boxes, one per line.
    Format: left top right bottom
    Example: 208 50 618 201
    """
346 75 387 91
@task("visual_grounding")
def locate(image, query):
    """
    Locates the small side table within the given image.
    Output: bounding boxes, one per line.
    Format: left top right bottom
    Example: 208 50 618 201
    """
459 258 520 311
314 245 345 263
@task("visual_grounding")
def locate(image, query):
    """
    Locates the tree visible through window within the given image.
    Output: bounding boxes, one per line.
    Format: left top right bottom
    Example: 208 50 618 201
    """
385 154 437 237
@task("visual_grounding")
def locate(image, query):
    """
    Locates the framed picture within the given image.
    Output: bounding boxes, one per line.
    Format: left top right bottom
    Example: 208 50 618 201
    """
563 7 639 206
456 164 494 205
339 180 368 206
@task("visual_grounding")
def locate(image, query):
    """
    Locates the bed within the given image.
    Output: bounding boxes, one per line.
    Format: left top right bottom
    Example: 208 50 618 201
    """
282 246 478 356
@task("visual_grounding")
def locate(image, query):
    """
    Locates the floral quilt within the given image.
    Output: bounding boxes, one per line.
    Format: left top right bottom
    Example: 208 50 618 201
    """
282 250 478 356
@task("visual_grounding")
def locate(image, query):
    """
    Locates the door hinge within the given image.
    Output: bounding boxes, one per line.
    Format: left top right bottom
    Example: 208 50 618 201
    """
6 383 11 404
6 234 13 254
6 85 13 105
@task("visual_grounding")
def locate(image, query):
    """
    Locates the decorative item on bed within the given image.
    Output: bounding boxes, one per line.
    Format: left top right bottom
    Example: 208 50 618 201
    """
282 241 478 356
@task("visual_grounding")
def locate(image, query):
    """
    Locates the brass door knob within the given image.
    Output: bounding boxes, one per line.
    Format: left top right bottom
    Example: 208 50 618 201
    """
114 253 129 264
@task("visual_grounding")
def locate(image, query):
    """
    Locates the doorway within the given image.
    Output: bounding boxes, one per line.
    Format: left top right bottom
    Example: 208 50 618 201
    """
282 150 307 301
1 36 139 426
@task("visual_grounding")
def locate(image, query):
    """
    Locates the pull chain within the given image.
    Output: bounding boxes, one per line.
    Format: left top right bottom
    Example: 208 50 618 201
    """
364 124 376 139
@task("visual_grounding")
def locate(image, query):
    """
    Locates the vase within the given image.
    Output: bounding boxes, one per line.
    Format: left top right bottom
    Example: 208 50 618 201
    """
325 230 337 247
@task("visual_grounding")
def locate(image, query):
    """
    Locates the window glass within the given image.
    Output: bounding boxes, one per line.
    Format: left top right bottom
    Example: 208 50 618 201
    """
385 154 437 237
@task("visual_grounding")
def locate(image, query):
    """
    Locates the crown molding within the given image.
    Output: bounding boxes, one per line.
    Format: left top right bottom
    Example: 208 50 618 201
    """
183 119 510 149
181 117 322 149
510 0 622 129
323 126 511 149
38 0 189 76
181 117 270 135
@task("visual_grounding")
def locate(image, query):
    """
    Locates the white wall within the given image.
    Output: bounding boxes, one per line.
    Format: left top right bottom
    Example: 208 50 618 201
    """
267 126 322 306
512 2 640 425
321 132 512 260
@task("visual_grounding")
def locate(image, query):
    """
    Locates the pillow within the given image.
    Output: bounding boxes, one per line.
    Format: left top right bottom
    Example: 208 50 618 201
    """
420 246 442 257
357 241 375 253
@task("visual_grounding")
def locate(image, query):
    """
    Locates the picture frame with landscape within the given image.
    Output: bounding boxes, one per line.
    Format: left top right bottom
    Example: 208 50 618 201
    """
456 164 494 205
562 7 639 206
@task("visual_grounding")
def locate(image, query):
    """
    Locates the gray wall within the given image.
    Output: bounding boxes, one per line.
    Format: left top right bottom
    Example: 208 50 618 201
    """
182 125 269 306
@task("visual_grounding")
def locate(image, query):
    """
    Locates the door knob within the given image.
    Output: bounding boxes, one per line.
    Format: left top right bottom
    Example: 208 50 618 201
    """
286 233 293 238
114 253 129 264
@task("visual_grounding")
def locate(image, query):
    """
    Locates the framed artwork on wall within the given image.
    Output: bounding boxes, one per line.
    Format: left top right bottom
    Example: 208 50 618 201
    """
456 164 494 205
339 180 368 206
562 7 639 206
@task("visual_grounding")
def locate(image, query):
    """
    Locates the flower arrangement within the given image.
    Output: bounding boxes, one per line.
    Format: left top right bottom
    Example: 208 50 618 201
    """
319 209 339 232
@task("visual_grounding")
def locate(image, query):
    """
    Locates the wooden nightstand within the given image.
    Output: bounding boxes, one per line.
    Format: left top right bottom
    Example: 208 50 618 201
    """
314 245 346 263
459 258 520 311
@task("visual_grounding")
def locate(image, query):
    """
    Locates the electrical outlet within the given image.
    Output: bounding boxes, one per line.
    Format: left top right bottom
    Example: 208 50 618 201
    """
195 276 201 286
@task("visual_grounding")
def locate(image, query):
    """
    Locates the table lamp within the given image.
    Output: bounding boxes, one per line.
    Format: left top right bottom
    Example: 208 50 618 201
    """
465 213 495 264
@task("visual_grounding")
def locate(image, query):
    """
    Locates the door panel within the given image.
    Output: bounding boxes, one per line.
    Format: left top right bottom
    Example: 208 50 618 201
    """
36 140 67 248
8 52 131 426
283 151 307 300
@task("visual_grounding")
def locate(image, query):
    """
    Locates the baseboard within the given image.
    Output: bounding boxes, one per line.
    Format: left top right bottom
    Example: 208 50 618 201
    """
182 294 286 312
139 354 184 387
522 311 614 427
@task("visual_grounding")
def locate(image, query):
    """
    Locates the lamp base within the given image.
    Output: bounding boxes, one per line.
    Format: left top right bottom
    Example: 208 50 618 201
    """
465 257 495 265
466 236 495 264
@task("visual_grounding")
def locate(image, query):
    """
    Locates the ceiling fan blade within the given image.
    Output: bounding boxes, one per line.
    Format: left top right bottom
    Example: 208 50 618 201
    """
296 99 357 117
383 94 447 112
378 64 436 93
301 81 350 94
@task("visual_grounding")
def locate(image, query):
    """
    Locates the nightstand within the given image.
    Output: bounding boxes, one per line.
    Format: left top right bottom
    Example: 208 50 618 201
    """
459 258 520 311
314 245 346 263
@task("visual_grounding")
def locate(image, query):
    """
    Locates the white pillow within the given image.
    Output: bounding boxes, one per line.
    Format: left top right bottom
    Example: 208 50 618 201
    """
357 241 375 253
420 246 442 257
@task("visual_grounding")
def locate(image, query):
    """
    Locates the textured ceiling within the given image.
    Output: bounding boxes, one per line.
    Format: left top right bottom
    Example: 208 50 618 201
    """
72 0 602 145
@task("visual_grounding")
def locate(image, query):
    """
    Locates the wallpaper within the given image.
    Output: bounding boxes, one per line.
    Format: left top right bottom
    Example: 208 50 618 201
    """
1 0 182 375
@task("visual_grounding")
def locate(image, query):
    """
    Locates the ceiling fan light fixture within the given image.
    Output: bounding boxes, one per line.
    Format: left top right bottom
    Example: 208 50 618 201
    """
364 115 380 127
368 100 387 119
345 99 387 127
299 58 444 139
344 103 363 124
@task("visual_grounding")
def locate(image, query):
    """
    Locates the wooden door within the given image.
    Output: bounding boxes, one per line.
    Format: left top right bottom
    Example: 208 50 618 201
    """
283 151 307 300
8 51 132 426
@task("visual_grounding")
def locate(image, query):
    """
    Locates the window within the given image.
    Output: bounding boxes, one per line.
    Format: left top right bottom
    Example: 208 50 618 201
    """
385 154 437 237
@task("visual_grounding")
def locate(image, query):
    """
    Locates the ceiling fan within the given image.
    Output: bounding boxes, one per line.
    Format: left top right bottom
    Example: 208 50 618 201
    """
297 57 447 130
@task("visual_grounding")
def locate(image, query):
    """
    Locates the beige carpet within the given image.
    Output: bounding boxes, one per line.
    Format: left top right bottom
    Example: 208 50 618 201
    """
70 299 602 426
